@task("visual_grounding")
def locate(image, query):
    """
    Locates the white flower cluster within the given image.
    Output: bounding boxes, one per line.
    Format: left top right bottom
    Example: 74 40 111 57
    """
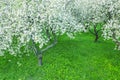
0 0 85 56
67 0 106 25
101 0 120 50
103 19 120 50
67 0 120 50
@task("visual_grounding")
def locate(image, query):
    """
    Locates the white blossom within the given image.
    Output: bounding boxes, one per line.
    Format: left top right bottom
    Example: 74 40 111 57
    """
0 0 85 56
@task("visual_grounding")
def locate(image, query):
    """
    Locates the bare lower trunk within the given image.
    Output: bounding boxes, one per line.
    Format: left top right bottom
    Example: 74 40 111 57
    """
38 54 42 66
94 34 99 42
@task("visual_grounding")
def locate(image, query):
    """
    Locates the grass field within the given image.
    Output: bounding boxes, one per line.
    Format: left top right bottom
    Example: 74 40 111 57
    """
0 33 120 80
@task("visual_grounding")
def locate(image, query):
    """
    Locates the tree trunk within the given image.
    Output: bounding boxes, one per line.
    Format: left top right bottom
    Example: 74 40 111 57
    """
94 34 99 42
38 54 42 66
94 24 98 42
30 28 58 66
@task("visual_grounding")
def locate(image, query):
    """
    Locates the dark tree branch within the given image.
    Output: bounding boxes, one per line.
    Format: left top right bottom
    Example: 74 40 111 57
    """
94 24 97 34
96 29 101 33
46 29 51 41
89 28 95 35
31 37 39 56
39 38 57 54
94 24 99 42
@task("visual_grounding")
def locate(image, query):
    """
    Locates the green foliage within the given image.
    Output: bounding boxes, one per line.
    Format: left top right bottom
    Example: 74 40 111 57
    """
0 33 120 80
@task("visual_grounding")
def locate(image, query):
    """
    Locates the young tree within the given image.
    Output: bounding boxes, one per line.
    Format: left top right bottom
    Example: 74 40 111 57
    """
67 0 120 44
103 19 120 50
55 0 120 50
0 0 85 65
66 0 106 42
102 0 120 50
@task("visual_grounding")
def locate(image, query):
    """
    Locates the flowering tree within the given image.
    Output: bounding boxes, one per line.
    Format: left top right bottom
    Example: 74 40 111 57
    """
103 19 120 50
0 0 85 65
66 0 120 47
66 0 106 42
102 0 120 50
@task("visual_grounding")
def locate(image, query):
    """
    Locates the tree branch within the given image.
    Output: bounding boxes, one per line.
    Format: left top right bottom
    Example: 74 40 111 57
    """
39 32 57 54
96 29 101 33
30 36 39 56
89 28 95 35
39 39 57 54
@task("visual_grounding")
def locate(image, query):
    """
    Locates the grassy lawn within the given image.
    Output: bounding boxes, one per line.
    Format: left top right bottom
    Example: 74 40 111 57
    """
0 33 120 80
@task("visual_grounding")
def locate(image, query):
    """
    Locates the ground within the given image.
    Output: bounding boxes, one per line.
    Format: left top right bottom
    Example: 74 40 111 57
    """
0 33 120 80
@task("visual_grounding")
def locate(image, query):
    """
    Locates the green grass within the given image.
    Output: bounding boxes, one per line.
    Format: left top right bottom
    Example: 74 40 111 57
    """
0 33 120 80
